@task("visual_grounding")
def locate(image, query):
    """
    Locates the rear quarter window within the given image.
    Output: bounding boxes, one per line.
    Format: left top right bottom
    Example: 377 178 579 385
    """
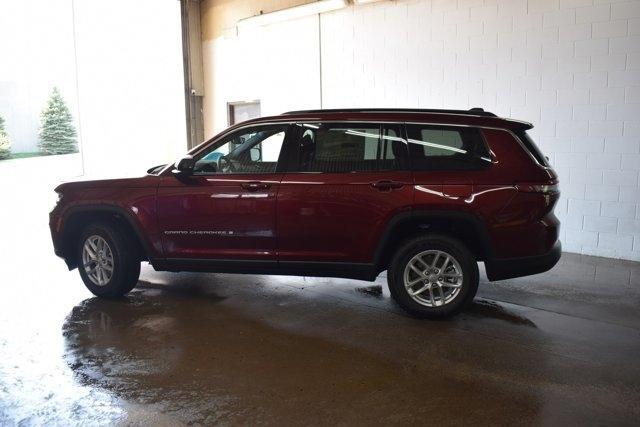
406 124 492 171
515 130 549 167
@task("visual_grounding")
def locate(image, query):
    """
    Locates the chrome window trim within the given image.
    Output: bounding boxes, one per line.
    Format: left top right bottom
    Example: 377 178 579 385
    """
509 130 552 169
161 119 540 175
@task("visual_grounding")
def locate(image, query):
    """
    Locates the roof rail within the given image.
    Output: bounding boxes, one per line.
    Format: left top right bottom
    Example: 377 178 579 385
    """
281 107 497 117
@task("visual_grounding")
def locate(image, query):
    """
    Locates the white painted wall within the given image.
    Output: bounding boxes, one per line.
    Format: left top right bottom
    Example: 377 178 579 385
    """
203 0 640 261
202 14 321 137
72 0 187 177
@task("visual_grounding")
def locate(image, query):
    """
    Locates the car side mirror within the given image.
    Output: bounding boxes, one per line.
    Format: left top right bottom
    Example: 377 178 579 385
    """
250 147 261 162
172 155 195 176
147 164 167 174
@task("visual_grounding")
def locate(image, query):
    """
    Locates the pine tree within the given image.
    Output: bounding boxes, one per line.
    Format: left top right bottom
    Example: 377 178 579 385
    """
38 87 78 155
0 115 11 160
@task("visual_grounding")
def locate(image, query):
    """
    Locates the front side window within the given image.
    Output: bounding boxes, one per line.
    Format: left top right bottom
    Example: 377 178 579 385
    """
406 125 491 170
295 123 406 173
193 125 287 175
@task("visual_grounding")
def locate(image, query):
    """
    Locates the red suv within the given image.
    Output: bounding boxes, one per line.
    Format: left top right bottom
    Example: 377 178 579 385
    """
50 108 560 318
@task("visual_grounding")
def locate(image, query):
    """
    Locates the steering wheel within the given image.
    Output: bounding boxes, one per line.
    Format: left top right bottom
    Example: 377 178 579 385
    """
217 155 235 173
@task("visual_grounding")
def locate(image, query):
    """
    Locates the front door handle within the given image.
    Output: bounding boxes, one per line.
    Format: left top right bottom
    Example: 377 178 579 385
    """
371 180 404 191
241 181 271 191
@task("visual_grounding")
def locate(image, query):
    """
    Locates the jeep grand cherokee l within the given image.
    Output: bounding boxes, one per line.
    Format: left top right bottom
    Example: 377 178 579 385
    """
49 108 561 318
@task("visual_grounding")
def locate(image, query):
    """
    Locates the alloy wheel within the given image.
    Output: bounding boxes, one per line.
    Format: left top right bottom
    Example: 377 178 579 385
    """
403 249 463 307
82 235 114 286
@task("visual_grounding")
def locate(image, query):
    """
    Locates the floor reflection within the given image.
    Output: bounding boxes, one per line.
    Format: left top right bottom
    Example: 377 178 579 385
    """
0 257 638 424
62 286 546 425
467 299 537 327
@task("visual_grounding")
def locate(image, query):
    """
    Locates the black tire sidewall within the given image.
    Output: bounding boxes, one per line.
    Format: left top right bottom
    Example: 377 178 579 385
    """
77 224 139 298
388 234 479 318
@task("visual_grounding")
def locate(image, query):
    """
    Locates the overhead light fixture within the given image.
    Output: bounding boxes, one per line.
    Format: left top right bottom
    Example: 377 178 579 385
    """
237 0 347 28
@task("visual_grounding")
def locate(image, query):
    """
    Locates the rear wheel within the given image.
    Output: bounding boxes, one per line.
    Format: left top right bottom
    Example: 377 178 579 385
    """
388 234 478 318
77 223 140 298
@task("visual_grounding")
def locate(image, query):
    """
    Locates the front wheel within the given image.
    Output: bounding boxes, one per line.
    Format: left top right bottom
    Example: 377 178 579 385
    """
388 234 479 318
77 223 140 298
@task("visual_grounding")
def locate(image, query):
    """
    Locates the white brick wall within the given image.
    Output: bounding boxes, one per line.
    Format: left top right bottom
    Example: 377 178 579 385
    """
319 0 640 261
204 0 640 261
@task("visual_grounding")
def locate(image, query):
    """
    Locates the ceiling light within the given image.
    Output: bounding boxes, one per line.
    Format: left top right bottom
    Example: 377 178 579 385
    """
237 0 347 28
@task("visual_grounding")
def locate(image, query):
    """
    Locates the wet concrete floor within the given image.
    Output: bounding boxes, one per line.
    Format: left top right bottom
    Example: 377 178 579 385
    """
2 247 640 425
1 180 640 424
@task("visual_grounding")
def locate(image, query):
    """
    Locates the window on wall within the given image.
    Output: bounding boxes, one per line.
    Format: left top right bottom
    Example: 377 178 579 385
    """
193 124 287 175
296 123 407 173
227 101 261 126
406 125 491 170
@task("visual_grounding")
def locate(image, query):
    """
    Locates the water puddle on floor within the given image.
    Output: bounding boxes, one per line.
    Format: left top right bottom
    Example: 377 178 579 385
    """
0 300 126 425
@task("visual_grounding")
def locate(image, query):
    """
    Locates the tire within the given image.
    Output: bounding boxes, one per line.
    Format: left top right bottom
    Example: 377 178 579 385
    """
77 222 141 298
387 234 479 318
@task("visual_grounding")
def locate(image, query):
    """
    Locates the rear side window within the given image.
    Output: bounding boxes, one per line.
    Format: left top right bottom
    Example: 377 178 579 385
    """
406 124 491 170
295 123 407 173
516 130 549 166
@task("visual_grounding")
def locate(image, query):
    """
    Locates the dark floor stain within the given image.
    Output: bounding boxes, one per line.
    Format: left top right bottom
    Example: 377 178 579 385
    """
355 285 383 298
466 299 537 327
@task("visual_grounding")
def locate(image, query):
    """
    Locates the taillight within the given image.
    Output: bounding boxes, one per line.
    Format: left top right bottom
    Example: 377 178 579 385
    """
516 183 559 194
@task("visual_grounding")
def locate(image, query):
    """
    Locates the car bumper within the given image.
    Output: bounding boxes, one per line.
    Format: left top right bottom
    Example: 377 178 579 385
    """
485 240 561 281
49 210 65 258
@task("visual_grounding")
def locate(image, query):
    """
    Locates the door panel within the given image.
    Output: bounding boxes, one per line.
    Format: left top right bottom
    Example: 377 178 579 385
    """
157 174 281 259
277 172 412 262
277 122 413 263
157 123 290 260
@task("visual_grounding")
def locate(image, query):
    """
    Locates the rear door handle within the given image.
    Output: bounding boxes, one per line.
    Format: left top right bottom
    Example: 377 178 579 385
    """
371 180 404 191
241 181 271 191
